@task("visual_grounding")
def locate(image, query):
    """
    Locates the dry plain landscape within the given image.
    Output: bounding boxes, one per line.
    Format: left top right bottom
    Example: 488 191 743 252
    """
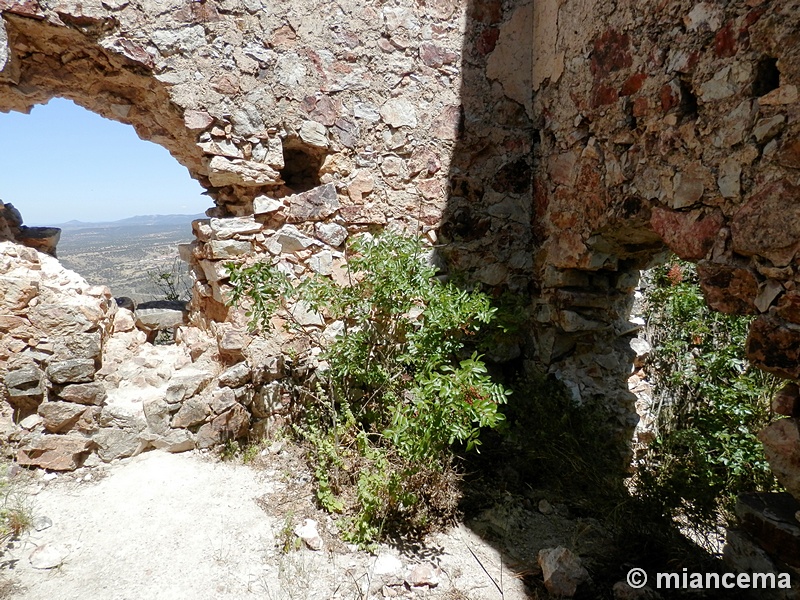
55 214 202 303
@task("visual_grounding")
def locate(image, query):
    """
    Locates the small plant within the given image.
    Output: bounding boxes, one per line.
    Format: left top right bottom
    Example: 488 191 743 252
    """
0 463 32 544
635 259 780 541
277 513 301 554
219 439 263 465
1 506 31 540
219 439 241 462
147 258 190 302
227 232 509 545
241 443 261 465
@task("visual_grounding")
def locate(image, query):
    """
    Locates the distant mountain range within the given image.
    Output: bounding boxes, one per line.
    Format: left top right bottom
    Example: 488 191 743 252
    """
55 213 207 230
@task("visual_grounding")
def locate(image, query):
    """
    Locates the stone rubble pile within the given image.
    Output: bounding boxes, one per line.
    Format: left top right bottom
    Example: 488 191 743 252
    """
0 239 295 470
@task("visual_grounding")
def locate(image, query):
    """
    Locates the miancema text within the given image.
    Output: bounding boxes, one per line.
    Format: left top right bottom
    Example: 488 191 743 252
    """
657 570 791 590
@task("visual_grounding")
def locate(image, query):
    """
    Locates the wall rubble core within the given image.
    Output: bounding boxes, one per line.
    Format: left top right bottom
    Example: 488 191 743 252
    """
0 0 799 579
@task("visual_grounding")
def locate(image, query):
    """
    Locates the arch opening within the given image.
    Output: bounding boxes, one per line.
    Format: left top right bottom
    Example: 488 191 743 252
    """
0 13 209 184
0 97 207 304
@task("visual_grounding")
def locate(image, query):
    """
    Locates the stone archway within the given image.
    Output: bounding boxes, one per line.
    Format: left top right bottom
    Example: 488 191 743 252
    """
0 9 209 192
0 0 477 471
532 0 800 573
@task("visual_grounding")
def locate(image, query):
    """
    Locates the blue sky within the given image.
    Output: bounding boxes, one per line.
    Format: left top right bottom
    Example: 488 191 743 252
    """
0 98 210 225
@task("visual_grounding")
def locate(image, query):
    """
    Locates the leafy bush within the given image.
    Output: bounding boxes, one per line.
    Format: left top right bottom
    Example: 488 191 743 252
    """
636 259 780 538
227 232 509 545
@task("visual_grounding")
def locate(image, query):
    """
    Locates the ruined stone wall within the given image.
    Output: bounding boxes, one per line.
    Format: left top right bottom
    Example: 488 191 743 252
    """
530 0 800 429
0 0 532 468
533 0 799 382
2 0 799 521
0 0 532 327
533 0 800 575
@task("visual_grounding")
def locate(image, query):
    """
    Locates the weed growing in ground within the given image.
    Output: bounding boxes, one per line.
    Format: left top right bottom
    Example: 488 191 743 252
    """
228 232 509 546
277 513 301 554
219 439 264 465
0 463 31 544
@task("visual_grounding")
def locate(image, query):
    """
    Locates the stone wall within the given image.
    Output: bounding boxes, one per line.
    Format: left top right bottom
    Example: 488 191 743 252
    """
0 0 532 327
2 0 800 571
533 0 800 577
533 0 799 381
0 0 532 469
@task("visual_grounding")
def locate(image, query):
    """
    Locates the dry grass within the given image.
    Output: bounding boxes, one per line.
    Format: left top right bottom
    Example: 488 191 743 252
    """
0 457 34 600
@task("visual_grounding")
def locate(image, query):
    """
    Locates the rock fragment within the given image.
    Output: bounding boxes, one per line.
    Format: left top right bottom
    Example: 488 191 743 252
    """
537 546 589 597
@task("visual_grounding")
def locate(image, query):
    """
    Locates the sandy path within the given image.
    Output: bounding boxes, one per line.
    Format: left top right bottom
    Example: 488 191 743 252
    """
8 452 277 600
5 450 532 599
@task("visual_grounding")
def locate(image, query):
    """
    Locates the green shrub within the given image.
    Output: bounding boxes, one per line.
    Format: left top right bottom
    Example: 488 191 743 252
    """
227 232 509 545
636 259 780 537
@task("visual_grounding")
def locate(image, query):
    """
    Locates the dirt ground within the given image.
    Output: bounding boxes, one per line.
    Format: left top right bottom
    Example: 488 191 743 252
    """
1 449 537 599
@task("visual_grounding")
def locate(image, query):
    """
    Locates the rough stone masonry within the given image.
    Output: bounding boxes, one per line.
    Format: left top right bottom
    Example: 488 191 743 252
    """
0 0 799 576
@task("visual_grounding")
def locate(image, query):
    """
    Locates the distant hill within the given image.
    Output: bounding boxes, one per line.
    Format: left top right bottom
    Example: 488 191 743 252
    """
55 213 204 303
55 213 206 230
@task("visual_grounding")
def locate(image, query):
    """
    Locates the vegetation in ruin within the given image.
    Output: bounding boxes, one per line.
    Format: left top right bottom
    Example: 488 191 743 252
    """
635 259 780 545
146 257 191 303
227 232 510 546
0 463 32 545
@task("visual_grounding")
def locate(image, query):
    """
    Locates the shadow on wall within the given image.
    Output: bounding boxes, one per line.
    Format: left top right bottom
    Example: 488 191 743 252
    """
440 0 533 295
438 0 548 590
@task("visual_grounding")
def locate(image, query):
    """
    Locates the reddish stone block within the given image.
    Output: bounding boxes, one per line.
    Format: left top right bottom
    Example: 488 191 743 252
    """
650 207 723 261
660 81 681 112
747 316 800 380
744 8 766 28
476 28 499 56
591 29 632 79
632 96 650 117
592 84 618 107
0 0 44 18
115 39 155 69
620 72 646 96
419 42 446 68
715 23 738 58
697 262 759 315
